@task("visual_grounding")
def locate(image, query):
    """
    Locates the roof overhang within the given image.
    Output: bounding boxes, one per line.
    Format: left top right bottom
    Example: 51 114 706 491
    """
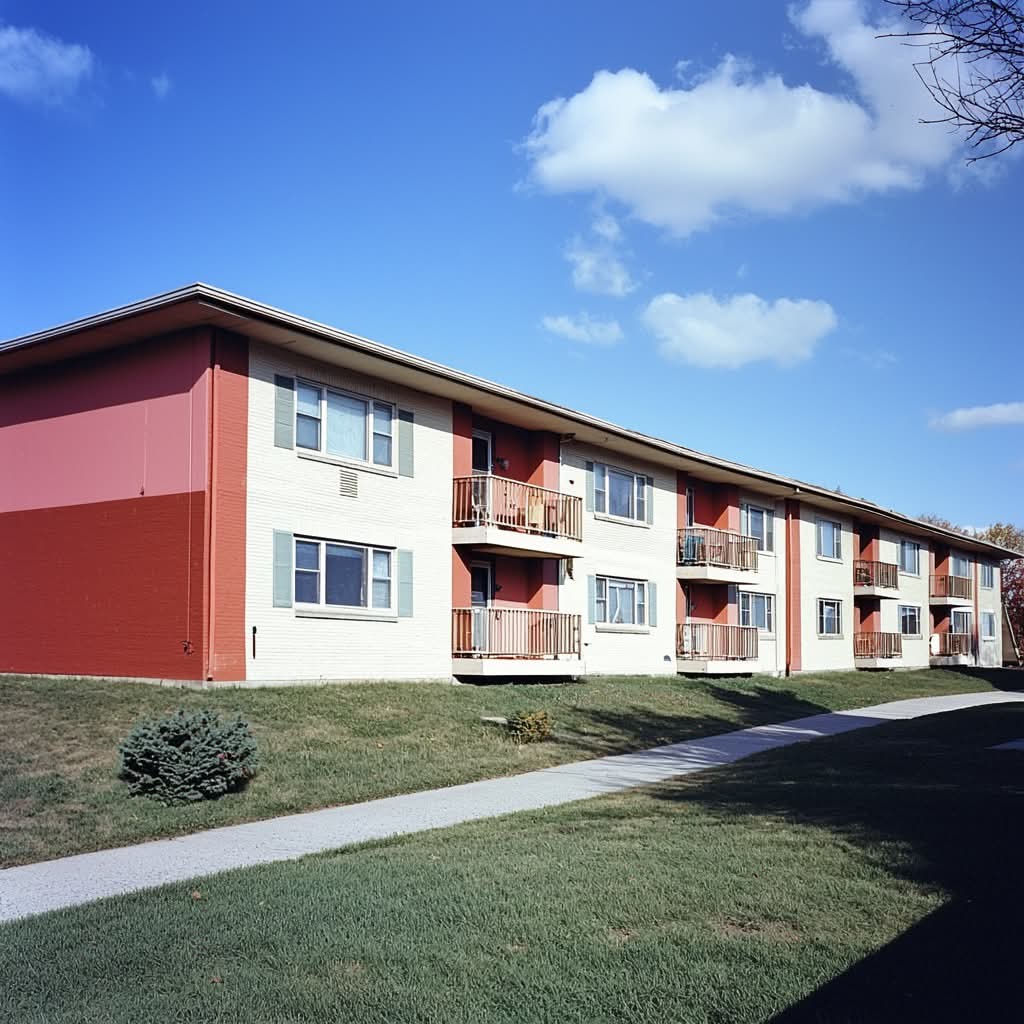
3 283 1020 561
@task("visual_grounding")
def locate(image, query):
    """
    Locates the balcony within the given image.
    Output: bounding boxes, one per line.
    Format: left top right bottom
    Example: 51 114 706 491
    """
854 560 900 598
929 574 973 607
933 631 973 656
676 527 760 585
854 631 902 667
452 475 583 559
676 621 758 675
452 607 582 678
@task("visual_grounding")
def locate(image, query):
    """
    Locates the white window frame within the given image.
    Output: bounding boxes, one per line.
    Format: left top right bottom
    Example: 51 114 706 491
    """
898 604 922 637
295 378 395 469
595 575 648 626
815 519 843 561
951 608 972 635
593 463 648 524
739 592 774 634
898 539 921 576
817 598 843 637
293 536 394 612
980 563 995 589
950 552 971 579
981 611 997 640
740 502 774 552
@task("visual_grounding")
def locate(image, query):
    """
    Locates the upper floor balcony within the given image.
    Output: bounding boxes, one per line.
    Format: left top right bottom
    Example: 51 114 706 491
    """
452 474 584 559
929 574 973 606
854 559 900 598
676 526 760 585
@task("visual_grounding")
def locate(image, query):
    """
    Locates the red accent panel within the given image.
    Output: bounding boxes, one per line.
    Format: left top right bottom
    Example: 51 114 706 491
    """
0 493 206 679
452 548 472 607
786 499 802 673
452 403 473 478
208 332 249 681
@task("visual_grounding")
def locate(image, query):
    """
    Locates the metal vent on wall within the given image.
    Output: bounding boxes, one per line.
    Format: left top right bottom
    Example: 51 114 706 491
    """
339 469 359 498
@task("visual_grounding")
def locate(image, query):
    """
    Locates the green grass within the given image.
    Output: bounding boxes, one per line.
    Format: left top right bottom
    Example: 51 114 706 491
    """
0 667 1014 867
4 700 1023 1023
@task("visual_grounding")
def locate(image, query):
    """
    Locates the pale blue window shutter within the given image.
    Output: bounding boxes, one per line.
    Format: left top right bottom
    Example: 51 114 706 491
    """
397 550 414 617
648 580 658 626
740 505 748 536
274 376 295 449
585 461 595 512
398 410 414 477
587 574 597 624
273 530 293 607
558 559 566 585
646 477 655 525
765 510 774 552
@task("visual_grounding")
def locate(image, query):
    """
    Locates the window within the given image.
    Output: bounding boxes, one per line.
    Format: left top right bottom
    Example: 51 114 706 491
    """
899 540 920 575
296 380 395 468
816 519 842 560
951 608 972 635
981 563 995 589
593 463 649 523
817 599 842 636
685 487 695 528
294 537 393 610
595 576 647 626
982 611 997 640
740 592 774 633
899 605 922 637
951 553 971 578
740 503 774 552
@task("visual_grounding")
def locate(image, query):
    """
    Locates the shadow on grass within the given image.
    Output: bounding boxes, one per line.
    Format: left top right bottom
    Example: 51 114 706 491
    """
645 702 1024 1023
943 665 1024 691
552 686 833 756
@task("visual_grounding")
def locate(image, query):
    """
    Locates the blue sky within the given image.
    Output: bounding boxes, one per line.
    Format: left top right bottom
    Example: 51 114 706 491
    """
2 0 1021 527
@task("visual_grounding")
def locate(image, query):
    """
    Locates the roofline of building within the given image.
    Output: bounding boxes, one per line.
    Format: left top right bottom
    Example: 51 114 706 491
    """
3 282 1020 560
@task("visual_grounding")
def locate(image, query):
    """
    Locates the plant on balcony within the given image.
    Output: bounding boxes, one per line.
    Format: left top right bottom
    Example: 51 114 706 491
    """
507 711 553 744
119 709 260 804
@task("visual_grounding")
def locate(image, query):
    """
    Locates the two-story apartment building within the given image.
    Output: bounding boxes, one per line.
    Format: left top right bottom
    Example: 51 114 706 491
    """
0 285 1015 684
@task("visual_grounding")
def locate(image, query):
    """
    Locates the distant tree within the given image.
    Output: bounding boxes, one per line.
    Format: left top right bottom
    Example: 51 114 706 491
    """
882 1 1024 159
916 513 972 533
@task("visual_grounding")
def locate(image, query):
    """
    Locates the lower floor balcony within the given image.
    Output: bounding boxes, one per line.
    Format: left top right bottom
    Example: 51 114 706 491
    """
451 607 582 678
930 631 975 666
676 621 758 675
854 631 902 667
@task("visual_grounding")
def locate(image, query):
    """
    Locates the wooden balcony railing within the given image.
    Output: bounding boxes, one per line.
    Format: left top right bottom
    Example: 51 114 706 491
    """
677 621 758 661
935 632 973 657
854 631 902 659
930 574 973 600
854 560 899 590
453 475 583 542
452 608 581 659
677 527 759 571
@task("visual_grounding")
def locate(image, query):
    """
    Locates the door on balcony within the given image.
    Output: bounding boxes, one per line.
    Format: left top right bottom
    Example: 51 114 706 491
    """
470 430 493 525
951 609 972 637
470 562 492 653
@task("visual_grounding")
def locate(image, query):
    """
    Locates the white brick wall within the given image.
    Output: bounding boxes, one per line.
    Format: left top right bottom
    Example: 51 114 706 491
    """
799 507 856 672
878 528 930 669
736 492 787 677
560 443 677 675
245 342 454 681
978 562 1002 667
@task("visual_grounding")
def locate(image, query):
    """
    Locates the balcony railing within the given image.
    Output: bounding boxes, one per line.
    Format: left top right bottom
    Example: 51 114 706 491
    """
854 560 899 590
677 527 759 571
854 631 902 659
677 621 758 661
453 475 583 542
935 632 973 657
452 608 581 659
930 574 973 600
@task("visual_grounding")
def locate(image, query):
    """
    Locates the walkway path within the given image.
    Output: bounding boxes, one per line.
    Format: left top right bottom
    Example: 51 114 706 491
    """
2 689 1021 924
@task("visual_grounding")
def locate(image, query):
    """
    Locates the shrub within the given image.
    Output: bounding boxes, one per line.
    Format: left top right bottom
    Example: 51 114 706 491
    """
119 709 259 804
507 711 553 744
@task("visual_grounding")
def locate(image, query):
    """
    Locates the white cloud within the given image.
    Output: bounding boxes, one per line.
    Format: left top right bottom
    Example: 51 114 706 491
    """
524 0 959 237
564 234 636 296
151 72 171 99
643 291 837 369
930 402 1024 431
541 313 624 346
0 24 93 104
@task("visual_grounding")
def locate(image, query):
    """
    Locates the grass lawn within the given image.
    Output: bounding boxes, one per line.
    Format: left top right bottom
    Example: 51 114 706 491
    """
0 667 1015 867
3 701 1023 1023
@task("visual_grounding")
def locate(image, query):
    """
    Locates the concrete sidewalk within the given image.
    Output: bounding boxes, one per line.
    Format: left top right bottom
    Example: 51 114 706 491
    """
2 689 1020 924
